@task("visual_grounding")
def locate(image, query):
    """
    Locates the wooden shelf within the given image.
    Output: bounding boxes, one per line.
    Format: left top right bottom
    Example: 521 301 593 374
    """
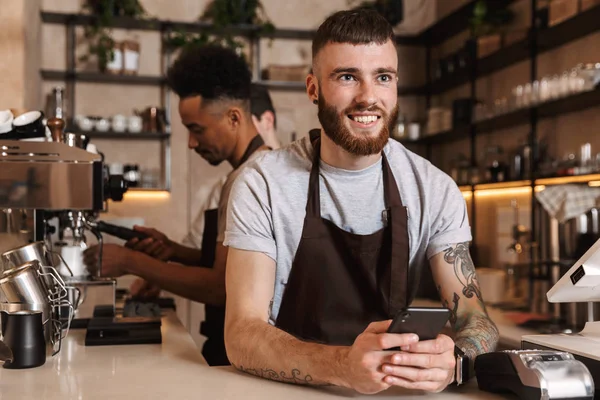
474 180 533 191
42 11 312 40
77 131 170 140
456 174 600 193
536 174 600 186
421 0 517 46
401 125 470 146
41 70 165 85
40 11 423 45
427 5 600 96
407 87 600 145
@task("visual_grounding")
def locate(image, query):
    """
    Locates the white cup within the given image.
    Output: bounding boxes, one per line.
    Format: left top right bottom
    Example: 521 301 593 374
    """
112 114 127 132
127 116 143 133
0 109 13 134
408 123 420 141
95 118 110 132
59 245 87 277
78 116 94 132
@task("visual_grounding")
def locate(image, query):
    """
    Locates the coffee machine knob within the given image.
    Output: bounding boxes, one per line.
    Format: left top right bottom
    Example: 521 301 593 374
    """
105 175 129 202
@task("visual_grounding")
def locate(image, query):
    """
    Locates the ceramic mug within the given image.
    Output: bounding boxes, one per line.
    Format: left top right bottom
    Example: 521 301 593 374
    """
12 111 45 137
127 116 143 133
0 110 14 134
112 114 127 133
95 118 110 132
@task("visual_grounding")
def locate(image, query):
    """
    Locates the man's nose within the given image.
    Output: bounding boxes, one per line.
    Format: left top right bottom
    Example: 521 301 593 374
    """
354 80 378 108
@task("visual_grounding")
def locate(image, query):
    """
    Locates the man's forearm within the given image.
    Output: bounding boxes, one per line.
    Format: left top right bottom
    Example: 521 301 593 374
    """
126 251 224 306
226 318 348 387
453 312 499 360
436 242 500 360
170 242 203 265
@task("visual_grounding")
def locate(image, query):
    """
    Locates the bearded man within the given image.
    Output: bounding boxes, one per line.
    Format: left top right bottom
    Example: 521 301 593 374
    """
221 9 499 395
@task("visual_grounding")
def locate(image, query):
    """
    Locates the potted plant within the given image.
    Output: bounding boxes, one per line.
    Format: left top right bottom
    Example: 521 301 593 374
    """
79 0 148 72
346 0 404 26
468 0 515 59
164 0 275 52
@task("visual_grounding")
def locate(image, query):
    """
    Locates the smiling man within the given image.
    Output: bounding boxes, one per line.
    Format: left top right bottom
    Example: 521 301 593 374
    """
223 10 498 395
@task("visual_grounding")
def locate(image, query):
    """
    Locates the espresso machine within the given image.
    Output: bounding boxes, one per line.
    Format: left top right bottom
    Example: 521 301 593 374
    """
0 118 129 327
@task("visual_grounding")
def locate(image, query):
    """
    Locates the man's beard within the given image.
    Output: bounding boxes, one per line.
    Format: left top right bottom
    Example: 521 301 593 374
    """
317 92 399 156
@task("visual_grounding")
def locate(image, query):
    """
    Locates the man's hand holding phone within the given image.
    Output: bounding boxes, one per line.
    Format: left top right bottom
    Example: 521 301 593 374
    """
381 332 456 393
380 307 456 392
340 308 456 394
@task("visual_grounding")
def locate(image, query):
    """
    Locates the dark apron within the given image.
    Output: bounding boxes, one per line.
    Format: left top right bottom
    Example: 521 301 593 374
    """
198 134 266 365
275 130 413 345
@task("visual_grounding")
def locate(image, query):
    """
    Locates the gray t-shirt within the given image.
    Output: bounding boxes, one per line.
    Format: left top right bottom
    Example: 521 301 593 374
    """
217 150 266 242
224 137 472 324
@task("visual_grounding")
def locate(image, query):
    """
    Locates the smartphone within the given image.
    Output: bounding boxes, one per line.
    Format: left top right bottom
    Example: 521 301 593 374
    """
387 307 450 341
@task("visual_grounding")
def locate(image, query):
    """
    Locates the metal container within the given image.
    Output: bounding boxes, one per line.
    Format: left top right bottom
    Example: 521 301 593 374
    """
1 242 71 302
0 262 52 306
536 205 600 330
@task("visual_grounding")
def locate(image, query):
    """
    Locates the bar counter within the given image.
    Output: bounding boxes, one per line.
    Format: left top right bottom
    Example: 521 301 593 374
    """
0 312 510 399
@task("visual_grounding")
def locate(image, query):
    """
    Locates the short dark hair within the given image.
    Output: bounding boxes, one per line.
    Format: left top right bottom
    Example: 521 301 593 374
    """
250 84 276 123
166 44 252 104
312 10 394 60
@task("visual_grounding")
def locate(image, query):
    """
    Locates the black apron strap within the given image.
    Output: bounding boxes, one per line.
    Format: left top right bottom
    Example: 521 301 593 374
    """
382 152 410 315
306 131 322 218
239 134 265 165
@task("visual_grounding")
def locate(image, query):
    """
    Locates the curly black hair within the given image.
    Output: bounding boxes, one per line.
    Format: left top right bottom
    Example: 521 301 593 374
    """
166 44 252 103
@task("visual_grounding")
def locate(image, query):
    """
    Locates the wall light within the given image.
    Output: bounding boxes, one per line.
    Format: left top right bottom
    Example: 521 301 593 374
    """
537 174 600 186
122 190 171 201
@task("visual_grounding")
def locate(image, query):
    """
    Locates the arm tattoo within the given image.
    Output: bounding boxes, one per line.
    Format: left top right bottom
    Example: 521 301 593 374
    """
440 242 499 359
231 362 319 385
443 242 482 302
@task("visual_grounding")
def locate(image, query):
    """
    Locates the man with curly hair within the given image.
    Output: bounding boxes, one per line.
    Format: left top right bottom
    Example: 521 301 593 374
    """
84 44 271 366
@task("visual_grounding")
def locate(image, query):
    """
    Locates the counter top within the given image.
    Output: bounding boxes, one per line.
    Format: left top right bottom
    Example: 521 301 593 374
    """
0 312 511 400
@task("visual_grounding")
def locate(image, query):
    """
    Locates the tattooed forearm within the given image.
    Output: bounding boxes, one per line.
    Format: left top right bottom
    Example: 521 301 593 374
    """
438 286 459 326
454 314 499 360
231 362 323 386
438 242 499 359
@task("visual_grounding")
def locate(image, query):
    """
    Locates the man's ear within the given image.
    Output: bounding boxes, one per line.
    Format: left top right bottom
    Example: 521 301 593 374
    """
306 72 319 104
260 111 275 130
227 108 242 128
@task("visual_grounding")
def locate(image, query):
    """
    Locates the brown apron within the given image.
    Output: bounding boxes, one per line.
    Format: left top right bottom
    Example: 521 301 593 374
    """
199 134 266 365
275 131 412 345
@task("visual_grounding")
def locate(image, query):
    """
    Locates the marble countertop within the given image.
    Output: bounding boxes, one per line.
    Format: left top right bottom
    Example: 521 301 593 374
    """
0 311 513 400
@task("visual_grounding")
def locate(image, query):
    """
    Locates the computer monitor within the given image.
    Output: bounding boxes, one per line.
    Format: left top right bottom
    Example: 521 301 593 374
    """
547 237 600 303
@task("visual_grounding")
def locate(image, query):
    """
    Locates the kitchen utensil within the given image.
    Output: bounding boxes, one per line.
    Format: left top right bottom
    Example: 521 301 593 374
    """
2 310 46 369
46 86 67 120
1 241 73 297
0 262 55 305
46 117 65 142
95 221 149 241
